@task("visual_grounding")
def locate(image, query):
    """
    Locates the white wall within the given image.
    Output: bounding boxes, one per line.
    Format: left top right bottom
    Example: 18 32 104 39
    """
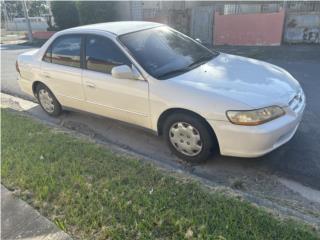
284 13 320 44
6 17 48 31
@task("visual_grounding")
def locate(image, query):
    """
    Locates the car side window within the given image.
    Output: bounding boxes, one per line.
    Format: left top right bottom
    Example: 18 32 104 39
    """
43 46 52 63
50 35 81 68
85 35 131 74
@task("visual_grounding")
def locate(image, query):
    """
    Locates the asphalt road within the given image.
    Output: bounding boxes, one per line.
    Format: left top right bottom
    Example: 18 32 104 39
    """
1 43 320 191
1 44 37 100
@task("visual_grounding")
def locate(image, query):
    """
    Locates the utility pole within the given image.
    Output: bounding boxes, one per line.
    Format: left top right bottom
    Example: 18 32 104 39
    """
22 0 33 42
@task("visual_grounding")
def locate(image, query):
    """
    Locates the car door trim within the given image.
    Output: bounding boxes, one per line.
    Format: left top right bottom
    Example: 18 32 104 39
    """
86 100 149 117
55 93 84 102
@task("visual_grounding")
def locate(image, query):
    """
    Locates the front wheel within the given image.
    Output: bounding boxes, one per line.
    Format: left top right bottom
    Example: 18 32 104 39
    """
36 84 62 117
163 113 217 163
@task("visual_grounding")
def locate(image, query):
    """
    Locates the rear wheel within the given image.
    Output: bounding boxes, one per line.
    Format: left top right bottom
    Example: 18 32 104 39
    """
36 84 62 117
163 113 217 163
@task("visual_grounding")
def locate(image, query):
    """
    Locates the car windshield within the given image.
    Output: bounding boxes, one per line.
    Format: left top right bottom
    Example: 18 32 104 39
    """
119 26 218 79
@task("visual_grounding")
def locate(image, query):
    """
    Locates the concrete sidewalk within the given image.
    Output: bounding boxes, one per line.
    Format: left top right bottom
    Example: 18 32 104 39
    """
1 185 71 240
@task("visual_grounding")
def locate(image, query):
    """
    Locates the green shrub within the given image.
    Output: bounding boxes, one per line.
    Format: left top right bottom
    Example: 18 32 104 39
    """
76 1 119 25
50 1 79 30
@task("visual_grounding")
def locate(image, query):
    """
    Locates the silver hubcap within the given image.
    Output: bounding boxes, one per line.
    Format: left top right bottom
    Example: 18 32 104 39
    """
169 122 203 156
38 89 55 113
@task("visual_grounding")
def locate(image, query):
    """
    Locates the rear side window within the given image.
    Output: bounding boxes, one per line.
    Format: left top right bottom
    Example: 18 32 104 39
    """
48 35 81 68
43 46 51 63
85 35 131 74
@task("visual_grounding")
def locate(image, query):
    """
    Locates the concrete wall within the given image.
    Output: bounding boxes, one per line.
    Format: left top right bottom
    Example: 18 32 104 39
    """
144 15 168 24
130 1 143 20
116 1 132 21
31 31 55 40
7 17 48 31
284 12 320 44
213 10 285 46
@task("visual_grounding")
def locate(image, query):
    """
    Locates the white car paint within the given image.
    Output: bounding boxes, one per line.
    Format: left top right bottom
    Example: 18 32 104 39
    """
17 21 305 158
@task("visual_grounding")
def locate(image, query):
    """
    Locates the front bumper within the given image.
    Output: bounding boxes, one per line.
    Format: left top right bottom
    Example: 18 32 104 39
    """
208 96 306 158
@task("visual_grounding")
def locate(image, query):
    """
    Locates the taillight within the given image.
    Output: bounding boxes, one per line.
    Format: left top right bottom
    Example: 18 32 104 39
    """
15 60 20 74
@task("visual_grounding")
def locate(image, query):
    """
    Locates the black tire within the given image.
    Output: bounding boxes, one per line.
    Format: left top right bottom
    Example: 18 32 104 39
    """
35 83 62 117
163 112 217 163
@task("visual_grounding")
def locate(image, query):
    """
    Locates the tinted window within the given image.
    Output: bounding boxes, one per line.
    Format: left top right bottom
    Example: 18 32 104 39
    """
119 27 218 79
85 35 131 74
51 35 81 68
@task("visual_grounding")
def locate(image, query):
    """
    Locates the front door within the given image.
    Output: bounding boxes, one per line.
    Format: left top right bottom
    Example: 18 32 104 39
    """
82 35 150 128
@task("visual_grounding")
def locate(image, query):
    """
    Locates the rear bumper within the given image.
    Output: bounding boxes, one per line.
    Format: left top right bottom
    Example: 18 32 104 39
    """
18 76 34 97
208 101 305 158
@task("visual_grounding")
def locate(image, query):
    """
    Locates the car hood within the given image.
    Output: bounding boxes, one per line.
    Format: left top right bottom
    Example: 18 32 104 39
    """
170 53 301 108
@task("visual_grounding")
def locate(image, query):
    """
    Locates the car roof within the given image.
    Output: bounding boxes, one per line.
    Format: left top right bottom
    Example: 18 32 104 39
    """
64 21 164 36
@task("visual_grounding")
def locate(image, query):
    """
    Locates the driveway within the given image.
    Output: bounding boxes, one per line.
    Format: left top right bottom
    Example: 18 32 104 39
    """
1 43 320 192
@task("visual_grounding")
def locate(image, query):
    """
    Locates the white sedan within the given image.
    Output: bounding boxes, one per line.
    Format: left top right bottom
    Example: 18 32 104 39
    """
16 21 305 163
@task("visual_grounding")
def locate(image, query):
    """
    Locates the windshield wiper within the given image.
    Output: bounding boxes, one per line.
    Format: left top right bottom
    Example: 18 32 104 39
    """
187 55 214 69
156 68 190 79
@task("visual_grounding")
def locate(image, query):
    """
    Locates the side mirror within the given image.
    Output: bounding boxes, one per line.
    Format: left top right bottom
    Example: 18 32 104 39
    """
111 65 142 80
195 38 202 43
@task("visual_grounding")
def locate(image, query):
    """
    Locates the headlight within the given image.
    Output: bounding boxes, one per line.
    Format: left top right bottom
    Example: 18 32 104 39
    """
226 106 285 126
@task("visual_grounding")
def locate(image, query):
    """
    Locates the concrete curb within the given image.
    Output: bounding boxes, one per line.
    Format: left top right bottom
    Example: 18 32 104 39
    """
1 185 72 240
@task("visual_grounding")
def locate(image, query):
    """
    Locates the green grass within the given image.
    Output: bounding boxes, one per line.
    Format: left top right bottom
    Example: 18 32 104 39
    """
1 109 318 240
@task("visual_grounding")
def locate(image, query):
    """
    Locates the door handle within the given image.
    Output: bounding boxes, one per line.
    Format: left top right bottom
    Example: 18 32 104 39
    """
85 82 96 88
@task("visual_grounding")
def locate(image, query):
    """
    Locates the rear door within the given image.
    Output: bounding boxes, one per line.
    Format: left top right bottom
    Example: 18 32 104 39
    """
41 34 85 109
82 34 150 128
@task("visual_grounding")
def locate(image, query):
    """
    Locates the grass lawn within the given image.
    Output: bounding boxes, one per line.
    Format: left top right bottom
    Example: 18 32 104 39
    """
1 109 318 240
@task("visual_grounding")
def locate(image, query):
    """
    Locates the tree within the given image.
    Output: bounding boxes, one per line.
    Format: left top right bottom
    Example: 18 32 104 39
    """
50 1 79 30
76 1 119 25
27 0 49 17
2 1 24 19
